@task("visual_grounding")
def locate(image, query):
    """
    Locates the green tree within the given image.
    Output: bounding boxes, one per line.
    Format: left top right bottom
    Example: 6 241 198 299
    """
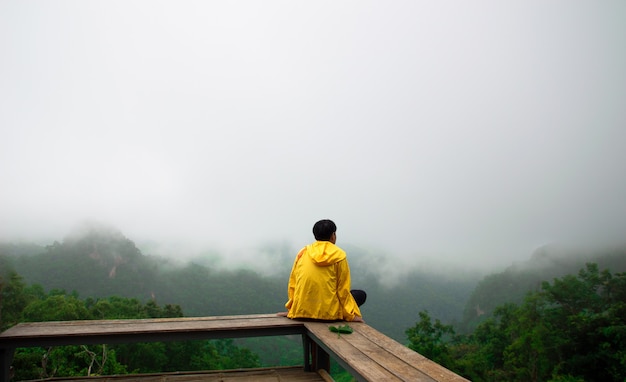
21 294 90 322
412 263 626 382
406 310 456 367
456 303 518 381
0 272 30 330
502 293 552 382
539 264 626 381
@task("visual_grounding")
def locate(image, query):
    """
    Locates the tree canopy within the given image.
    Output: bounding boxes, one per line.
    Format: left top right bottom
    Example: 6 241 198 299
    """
0 273 260 380
408 263 626 382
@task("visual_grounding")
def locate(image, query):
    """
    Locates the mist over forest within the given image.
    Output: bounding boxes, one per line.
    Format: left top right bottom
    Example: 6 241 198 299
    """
3 221 625 341
2 2 626 278
1 3 625 379
3 220 626 380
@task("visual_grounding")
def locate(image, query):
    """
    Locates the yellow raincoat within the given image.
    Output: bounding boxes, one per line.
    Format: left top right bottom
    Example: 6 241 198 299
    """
285 241 361 321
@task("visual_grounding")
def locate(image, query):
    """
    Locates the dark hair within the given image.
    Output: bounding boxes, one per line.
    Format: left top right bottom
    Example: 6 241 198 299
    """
313 219 336 241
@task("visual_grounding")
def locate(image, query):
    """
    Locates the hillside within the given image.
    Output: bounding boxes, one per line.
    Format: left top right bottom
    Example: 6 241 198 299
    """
461 243 626 332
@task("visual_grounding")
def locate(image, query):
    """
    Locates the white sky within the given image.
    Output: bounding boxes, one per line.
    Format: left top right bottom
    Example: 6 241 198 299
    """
1 1 625 269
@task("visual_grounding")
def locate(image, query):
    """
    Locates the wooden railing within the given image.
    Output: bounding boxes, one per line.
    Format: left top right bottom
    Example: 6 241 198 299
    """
0 314 469 382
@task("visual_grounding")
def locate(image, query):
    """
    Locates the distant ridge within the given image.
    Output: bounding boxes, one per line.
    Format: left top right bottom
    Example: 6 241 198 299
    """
461 242 626 331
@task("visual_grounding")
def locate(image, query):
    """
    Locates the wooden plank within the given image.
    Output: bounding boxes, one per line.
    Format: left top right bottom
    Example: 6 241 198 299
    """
0 314 300 337
305 322 405 381
355 325 469 382
340 326 436 381
21 366 327 381
305 322 469 382
0 314 305 348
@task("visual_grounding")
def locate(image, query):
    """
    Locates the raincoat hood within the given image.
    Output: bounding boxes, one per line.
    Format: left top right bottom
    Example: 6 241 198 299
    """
306 241 346 266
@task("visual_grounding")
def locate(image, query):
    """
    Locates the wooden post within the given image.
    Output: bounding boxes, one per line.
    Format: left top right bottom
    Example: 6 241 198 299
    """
303 333 330 373
311 339 330 373
302 333 311 371
0 347 14 382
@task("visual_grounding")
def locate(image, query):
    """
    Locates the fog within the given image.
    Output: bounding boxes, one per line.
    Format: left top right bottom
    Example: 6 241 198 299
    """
1 1 625 271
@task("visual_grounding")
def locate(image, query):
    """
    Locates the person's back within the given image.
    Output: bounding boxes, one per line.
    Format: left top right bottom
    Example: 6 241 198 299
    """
281 219 365 322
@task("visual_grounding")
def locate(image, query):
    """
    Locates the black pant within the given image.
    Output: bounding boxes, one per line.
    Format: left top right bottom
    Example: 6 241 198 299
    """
351 289 367 307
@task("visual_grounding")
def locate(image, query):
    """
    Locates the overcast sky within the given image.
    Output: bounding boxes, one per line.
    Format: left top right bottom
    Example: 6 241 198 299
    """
1 1 625 269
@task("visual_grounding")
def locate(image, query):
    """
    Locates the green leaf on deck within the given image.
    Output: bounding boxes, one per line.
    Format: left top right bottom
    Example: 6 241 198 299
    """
329 324 353 337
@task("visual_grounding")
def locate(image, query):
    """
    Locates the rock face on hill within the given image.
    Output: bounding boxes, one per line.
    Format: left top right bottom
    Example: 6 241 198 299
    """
1 222 287 318
4 222 159 300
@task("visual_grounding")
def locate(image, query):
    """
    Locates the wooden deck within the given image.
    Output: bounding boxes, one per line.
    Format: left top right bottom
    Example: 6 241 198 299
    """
0 314 469 382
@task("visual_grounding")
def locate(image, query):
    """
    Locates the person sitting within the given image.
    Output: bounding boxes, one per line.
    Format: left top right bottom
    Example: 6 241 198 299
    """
278 219 365 322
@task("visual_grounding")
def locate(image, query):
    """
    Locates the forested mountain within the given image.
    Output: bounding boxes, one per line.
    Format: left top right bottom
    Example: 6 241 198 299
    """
462 243 626 332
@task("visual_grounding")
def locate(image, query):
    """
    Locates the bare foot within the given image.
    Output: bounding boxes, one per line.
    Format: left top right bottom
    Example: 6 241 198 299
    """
276 311 288 317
